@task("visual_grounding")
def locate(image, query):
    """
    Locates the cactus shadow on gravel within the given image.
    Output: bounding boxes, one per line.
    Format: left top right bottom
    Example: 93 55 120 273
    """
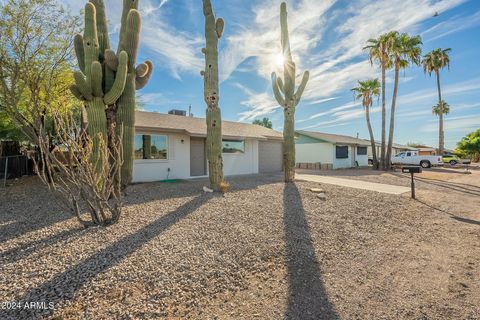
283 183 338 320
1 193 213 319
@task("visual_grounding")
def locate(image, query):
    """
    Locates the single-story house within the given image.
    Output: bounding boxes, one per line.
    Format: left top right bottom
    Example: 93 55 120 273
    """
368 142 418 160
295 130 370 169
408 144 437 155
132 111 284 182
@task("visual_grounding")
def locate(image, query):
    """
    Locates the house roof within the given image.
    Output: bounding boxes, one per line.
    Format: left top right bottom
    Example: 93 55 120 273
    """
135 111 283 141
371 141 418 150
296 130 370 146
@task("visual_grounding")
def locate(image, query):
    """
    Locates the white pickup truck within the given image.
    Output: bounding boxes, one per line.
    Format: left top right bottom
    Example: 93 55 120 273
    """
391 151 443 168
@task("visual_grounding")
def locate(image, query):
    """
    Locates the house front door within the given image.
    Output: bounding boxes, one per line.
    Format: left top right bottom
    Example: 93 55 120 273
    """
190 138 206 176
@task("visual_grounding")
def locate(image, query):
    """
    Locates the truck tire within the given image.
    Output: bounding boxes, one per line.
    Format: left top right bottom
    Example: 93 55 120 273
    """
449 160 457 165
420 160 431 168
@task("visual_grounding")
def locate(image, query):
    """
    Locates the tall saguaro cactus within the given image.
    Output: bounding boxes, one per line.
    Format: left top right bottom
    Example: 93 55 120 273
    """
70 2 128 168
71 0 153 186
201 0 224 191
272 2 309 182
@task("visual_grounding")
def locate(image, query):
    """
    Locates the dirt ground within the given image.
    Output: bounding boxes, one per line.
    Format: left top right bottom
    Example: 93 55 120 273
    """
1 171 479 319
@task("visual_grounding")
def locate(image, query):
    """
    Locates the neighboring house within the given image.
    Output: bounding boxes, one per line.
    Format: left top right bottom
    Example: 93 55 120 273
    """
133 111 284 182
295 130 370 169
368 142 419 162
409 144 437 155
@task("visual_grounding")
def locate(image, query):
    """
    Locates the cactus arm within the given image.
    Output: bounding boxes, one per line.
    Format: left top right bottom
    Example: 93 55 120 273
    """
294 70 310 106
70 85 85 101
135 62 148 78
118 0 139 53
280 2 292 60
216 18 224 38
119 10 140 70
104 51 128 105
277 76 285 94
272 72 285 106
135 61 153 90
74 34 85 73
104 49 118 71
91 61 104 97
83 3 99 87
89 0 110 56
73 71 93 100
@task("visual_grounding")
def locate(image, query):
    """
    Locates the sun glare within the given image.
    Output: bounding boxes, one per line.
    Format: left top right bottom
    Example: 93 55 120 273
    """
275 54 285 67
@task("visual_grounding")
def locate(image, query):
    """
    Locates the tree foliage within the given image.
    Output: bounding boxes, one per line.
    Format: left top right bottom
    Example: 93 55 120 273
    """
0 0 80 144
457 130 480 161
252 117 273 129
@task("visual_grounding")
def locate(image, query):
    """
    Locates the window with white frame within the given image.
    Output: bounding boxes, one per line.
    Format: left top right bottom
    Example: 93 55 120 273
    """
134 134 168 160
222 140 245 153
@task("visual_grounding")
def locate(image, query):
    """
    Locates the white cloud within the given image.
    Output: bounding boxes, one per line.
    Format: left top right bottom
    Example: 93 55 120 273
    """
422 114 480 132
63 0 203 80
422 10 480 42
232 0 466 122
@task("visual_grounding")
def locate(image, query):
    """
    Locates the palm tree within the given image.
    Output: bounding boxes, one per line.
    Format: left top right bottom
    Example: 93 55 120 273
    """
351 79 381 169
385 32 422 170
364 34 393 170
422 48 451 155
433 100 450 117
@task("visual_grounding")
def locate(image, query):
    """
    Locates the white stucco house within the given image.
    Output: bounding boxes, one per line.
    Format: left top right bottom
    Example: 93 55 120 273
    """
295 130 370 169
132 110 284 183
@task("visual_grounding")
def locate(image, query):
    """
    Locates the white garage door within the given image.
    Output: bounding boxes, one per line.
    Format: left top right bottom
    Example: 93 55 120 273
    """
259 141 283 173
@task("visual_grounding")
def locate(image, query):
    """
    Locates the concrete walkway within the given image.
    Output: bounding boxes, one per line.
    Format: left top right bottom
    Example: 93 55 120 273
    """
296 174 410 195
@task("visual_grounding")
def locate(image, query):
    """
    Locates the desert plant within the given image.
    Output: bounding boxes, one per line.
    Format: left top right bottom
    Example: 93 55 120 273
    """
219 181 230 193
45 112 124 226
385 32 422 170
271 2 309 182
423 48 451 155
351 79 380 169
70 2 129 170
72 0 153 187
201 0 224 191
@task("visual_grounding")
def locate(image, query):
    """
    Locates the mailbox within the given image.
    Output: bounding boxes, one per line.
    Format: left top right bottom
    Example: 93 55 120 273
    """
402 166 422 174
402 166 422 199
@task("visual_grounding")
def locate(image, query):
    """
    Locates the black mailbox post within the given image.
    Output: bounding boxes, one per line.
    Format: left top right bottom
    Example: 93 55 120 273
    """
402 166 422 199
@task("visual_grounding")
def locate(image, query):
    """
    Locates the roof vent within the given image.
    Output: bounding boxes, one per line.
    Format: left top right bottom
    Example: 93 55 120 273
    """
168 109 187 116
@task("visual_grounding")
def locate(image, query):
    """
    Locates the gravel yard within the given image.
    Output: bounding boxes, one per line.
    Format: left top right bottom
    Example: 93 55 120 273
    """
1 173 479 319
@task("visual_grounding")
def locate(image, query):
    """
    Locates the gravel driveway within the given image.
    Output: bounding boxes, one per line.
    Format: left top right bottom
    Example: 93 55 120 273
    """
1 174 479 319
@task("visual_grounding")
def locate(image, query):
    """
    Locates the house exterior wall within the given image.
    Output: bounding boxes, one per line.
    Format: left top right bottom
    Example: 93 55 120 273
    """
222 138 259 176
132 131 191 182
354 146 369 167
132 132 262 182
295 142 334 165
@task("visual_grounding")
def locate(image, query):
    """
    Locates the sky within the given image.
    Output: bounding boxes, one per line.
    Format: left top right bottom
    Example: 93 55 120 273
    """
62 0 480 150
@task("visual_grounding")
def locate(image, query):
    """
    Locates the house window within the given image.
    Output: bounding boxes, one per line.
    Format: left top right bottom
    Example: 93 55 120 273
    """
134 134 168 160
336 146 348 159
357 146 367 155
222 140 245 153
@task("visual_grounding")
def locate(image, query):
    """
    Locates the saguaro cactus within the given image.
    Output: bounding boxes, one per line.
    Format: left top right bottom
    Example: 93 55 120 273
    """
71 0 153 186
272 2 310 182
70 2 128 168
201 0 224 191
